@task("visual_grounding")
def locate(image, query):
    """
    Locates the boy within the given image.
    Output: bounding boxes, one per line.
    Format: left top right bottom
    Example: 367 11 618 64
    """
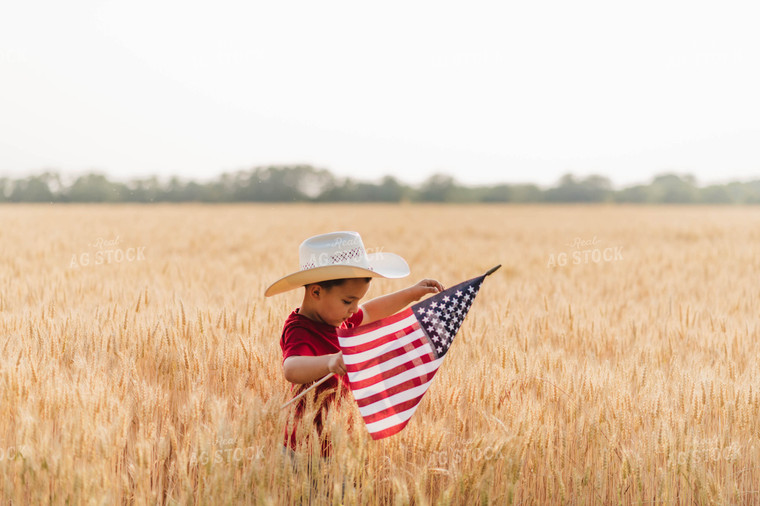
265 231 443 456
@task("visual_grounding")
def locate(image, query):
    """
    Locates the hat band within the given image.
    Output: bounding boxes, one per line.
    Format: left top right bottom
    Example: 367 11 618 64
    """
300 246 366 270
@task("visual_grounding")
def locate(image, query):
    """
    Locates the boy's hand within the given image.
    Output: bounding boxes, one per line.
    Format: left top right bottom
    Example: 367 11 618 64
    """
410 279 445 301
327 352 346 376
360 278 446 326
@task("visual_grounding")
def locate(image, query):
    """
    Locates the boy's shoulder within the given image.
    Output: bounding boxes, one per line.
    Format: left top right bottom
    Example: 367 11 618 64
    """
280 310 319 358
281 309 325 340
283 308 314 329
281 308 364 337
281 310 307 335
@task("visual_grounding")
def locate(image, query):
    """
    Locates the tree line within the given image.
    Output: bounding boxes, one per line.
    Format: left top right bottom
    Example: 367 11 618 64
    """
2 166 760 203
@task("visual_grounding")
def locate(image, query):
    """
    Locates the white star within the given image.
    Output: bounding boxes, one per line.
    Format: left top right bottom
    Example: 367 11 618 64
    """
432 335 439 342
468 286 474 293
435 311 441 317
431 301 438 308
427 326 434 332
464 294 470 301
455 290 462 297
443 295 450 303
422 316 429 323
437 346 443 353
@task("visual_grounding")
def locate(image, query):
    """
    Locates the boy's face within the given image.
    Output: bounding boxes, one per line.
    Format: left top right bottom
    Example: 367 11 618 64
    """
309 278 371 326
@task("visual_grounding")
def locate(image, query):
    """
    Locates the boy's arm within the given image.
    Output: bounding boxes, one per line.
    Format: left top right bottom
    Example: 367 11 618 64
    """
361 279 444 325
283 353 346 384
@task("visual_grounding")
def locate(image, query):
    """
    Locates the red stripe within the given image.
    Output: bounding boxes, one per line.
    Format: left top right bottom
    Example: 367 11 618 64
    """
354 368 439 408
345 335 428 373
361 395 426 424
337 308 414 338
349 352 436 390
369 420 409 440
341 321 421 355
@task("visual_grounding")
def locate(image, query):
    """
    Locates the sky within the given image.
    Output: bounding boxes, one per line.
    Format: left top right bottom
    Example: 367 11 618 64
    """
1 0 759 188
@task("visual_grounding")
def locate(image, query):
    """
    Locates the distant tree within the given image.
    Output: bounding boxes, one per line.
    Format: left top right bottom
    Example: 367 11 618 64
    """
209 172 237 202
722 182 747 204
417 173 458 202
699 185 733 204
164 176 187 202
614 184 649 203
480 184 511 202
722 180 760 204
583 175 613 202
545 173 612 202
233 165 334 201
124 177 163 202
744 181 760 203
648 174 698 203
66 173 125 202
9 173 57 202
0 177 8 202
316 175 408 202
376 176 408 202
6 167 760 204
509 184 543 203
314 177 349 202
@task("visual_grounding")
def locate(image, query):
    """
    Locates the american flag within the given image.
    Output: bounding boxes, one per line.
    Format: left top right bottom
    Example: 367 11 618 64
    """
337 266 500 439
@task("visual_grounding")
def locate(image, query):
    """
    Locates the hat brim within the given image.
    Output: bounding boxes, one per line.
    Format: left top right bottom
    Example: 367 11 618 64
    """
264 252 410 297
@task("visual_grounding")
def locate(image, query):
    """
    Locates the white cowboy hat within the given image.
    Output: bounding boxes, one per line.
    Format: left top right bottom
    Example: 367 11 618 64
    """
264 231 410 297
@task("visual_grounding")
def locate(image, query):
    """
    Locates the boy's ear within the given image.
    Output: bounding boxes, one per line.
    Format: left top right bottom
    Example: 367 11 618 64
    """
306 284 321 299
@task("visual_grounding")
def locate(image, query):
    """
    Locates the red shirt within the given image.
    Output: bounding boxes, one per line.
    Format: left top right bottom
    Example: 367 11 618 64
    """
280 308 364 455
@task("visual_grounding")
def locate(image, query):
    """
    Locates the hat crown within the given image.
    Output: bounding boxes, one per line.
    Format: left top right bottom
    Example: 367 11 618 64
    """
265 230 410 296
298 231 373 271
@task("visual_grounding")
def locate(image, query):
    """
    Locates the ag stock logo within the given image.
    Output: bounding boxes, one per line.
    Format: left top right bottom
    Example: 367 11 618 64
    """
69 235 146 268
547 236 623 268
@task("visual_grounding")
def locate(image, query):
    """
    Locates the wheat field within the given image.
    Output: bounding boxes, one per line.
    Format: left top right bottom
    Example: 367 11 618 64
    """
1 204 759 504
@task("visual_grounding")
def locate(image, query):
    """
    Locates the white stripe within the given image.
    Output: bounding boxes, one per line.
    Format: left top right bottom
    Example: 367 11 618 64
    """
365 403 421 434
342 327 425 365
338 313 418 349
352 357 443 400
347 342 435 384
358 377 435 417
